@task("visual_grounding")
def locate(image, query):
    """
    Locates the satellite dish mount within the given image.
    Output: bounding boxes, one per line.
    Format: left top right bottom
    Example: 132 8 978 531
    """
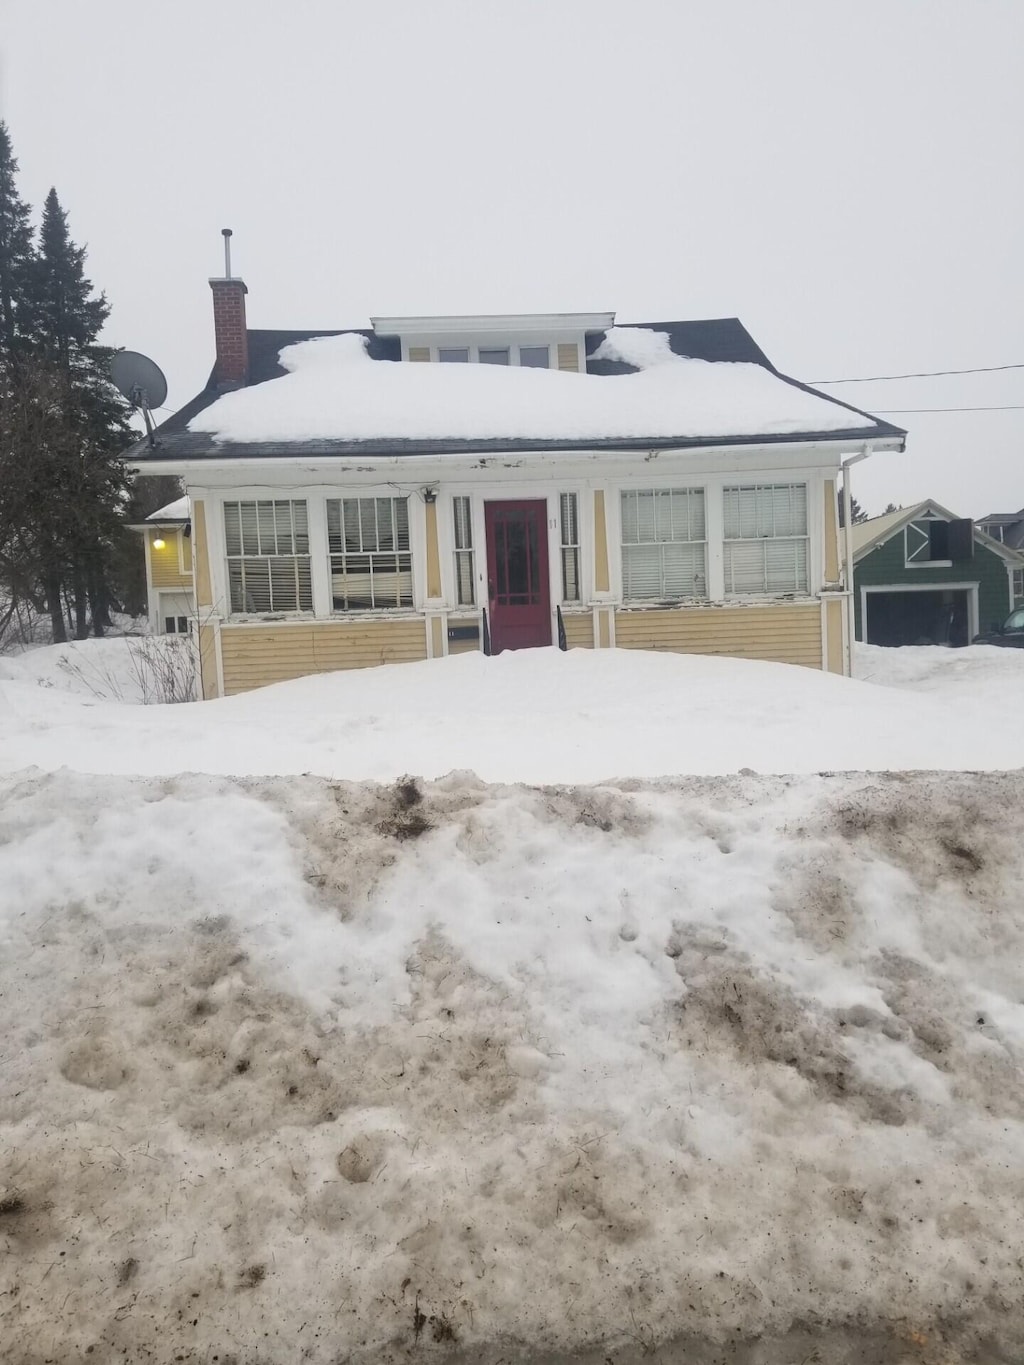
109 351 169 448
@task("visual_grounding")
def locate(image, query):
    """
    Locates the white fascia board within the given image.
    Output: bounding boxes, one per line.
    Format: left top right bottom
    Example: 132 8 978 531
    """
142 438 897 489
371 312 615 337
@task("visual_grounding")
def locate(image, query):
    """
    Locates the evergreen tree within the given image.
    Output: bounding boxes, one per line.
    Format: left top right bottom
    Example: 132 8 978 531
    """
22 188 134 638
0 131 134 643
0 121 35 363
837 493 868 528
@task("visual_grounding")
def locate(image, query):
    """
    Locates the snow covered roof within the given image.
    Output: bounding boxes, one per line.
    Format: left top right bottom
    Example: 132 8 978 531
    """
145 496 190 522
131 317 906 465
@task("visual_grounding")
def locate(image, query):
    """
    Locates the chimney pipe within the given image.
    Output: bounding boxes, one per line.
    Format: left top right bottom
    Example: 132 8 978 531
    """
209 228 248 389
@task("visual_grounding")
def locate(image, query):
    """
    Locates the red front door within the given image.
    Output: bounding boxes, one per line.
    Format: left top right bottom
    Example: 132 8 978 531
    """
485 500 552 653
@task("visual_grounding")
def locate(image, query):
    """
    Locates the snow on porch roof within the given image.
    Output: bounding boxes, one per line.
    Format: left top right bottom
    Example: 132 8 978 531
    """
182 326 898 451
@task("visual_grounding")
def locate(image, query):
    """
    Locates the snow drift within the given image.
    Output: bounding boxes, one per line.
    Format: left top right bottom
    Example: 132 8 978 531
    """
2 765 1022 1362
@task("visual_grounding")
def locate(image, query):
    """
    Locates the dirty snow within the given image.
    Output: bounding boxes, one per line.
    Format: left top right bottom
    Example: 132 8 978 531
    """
2 644 1024 1361
186 330 878 445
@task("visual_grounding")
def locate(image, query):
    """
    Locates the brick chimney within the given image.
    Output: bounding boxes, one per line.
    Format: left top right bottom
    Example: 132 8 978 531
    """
209 228 249 388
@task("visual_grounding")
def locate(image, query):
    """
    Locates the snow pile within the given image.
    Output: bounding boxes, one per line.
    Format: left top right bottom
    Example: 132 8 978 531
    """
0 634 194 704
591 323 678 368
1 766 1022 1361
146 494 189 521
186 329 877 445
2 643 1024 783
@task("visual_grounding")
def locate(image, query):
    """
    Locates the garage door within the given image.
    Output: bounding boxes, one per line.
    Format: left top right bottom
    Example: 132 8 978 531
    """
864 589 971 647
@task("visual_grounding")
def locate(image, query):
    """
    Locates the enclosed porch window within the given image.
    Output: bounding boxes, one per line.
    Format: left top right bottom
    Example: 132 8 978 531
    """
224 500 313 614
620 488 707 600
723 484 808 595
328 497 413 610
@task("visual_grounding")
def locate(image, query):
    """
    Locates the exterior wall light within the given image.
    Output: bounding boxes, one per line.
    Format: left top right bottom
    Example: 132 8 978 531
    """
152 536 166 550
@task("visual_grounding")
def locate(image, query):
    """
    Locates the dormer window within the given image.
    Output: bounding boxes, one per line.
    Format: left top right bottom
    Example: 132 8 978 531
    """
439 347 469 363
520 346 549 368
479 348 510 366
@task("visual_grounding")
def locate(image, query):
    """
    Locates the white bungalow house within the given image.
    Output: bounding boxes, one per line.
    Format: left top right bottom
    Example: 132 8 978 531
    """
126 259 905 699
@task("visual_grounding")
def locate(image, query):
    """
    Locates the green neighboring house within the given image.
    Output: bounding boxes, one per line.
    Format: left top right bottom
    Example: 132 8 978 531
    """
852 500 1024 647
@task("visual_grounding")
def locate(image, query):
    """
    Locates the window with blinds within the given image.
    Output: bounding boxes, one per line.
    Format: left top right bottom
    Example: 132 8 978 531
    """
224 500 312 614
723 484 808 595
452 496 475 606
328 497 413 610
620 489 707 600
560 493 581 602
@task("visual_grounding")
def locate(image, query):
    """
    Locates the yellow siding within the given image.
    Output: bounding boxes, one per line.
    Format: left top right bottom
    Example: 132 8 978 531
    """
593 490 610 593
824 480 840 582
448 637 480 655
425 501 442 598
149 531 191 589
408 346 430 362
614 603 823 669
562 613 593 648
193 500 213 608
198 621 220 699
557 343 579 373
826 598 844 675
220 619 428 696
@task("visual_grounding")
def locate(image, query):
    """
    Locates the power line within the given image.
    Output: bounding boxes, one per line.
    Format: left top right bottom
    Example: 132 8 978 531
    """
874 404 1024 414
811 362 1024 384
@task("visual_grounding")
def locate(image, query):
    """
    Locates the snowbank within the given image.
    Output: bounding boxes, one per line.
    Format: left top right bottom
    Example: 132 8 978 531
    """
1 767 1022 1361
186 329 876 445
0 634 194 704
1 643 1023 783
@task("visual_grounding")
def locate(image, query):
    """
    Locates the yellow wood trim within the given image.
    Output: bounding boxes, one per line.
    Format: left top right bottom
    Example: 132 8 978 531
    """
826 598 844 675
198 622 220 699
193 500 213 608
598 610 611 648
593 490 610 593
824 480 840 581
557 343 579 373
430 615 444 658
425 501 442 598
408 346 430 362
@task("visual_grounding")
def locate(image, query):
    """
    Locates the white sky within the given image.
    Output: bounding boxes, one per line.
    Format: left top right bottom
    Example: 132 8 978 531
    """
2 0 1022 518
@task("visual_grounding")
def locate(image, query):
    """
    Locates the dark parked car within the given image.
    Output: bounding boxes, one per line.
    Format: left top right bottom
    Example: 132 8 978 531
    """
973 607 1024 647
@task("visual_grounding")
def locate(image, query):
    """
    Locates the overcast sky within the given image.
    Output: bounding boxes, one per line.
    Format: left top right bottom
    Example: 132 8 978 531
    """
3 0 1021 517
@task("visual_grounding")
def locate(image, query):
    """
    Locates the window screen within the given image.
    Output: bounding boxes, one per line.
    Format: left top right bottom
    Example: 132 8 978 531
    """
327 497 412 610
452 496 475 606
723 484 808 595
560 493 581 602
224 500 313 613
620 489 707 600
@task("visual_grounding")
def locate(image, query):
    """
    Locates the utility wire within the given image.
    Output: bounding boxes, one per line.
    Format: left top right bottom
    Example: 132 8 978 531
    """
811 362 1024 384
874 404 1024 414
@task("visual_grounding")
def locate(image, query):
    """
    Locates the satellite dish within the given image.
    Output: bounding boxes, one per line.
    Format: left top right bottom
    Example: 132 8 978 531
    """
110 351 168 447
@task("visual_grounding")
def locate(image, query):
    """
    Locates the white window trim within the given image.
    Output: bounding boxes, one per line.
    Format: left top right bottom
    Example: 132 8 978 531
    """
325 494 416 614
606 471 824 604
618 486 710 603
904 515 953 569
222 497 315 618
860 582 979 643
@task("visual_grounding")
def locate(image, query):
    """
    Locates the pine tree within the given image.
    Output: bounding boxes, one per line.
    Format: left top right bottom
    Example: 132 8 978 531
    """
0 121 35 364
23 188 133 638
837 493 869 527
0 136 134 644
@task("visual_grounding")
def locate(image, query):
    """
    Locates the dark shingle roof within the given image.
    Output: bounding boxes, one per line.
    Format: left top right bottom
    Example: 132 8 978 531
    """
132 318 906 463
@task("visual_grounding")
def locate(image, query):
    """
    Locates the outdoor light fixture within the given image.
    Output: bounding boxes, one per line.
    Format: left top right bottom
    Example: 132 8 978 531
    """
422 487 438 504
152 536 166 550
